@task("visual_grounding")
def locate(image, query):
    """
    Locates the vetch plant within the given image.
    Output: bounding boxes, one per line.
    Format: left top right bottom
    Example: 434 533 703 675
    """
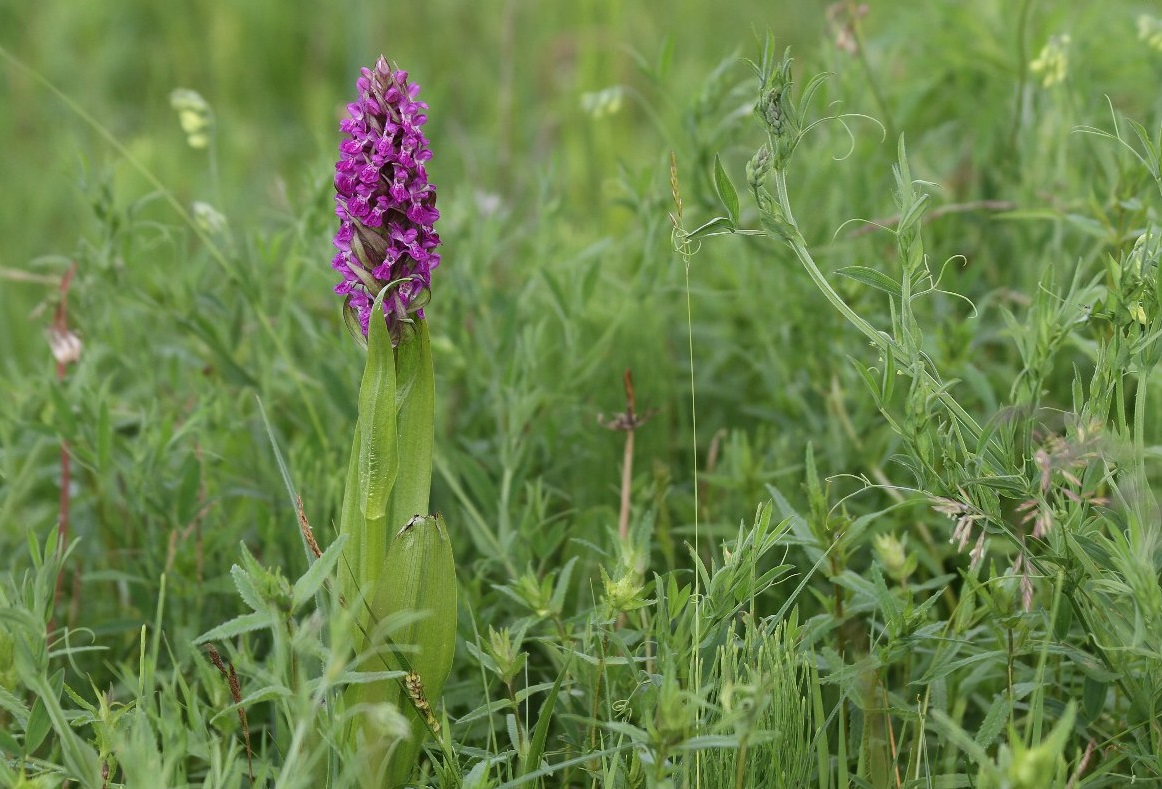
683 36 1162 780
331 56 456 788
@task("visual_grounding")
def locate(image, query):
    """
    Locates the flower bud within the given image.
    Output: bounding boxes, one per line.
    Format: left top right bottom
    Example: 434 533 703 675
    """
745 144 772 191
485 626 528 685
872 533 917 583
753 52 798 169
599 565 647 616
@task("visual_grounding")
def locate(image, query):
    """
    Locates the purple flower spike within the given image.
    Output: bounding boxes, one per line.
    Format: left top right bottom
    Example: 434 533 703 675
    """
333 56 440 340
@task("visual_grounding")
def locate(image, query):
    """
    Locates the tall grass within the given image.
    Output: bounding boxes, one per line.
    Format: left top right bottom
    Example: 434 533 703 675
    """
3 1 1162 786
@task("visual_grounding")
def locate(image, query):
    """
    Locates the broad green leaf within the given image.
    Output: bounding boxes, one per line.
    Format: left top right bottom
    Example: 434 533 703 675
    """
355 513 458 787
973 693 1011 750
1082 675 1107 724
462 759 493 789
290 533 347 613
896 191 930 235
193 611 276 644
358 290 399 523
387 320 435 535
24 693 51 755
836 266 903 299
687 215 735 241
230 563 265 613
713 153 740 225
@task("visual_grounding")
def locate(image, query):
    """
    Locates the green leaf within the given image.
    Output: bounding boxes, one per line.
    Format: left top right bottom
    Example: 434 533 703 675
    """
230 563 265 613
193 611 276 645
21 672 99 782
549 556 579 613
687 215 735 241
836 266 903 299
0 686 29 728
373 514 457 691
505 713 523 755
96 399 112 470
926 706 989 764
311 669 407 691
290 533 347 613
1082 675 1107 724
338 428 363 607
713 153 740 225
387 320 435 534
0 728 20 758
358 289 400 523
973 693 1011 750
520 659 570 777
210 685 292 724
354 513 458 787
462 759 493 789
24 693 51 755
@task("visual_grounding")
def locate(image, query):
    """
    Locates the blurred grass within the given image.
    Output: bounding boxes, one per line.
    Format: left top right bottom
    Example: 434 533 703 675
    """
4 0 1162 782
0 0 825 362
3 0 1157 638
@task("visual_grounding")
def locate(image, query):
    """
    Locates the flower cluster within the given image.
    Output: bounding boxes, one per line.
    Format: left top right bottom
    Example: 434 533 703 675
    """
1029 34 1071 89
333 56 440 338
1140 15 1162 53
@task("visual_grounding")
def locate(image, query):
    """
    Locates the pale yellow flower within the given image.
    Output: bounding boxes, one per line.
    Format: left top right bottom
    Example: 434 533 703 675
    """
170 88 213 149
1029 34 1071 88
1138 14 1162 52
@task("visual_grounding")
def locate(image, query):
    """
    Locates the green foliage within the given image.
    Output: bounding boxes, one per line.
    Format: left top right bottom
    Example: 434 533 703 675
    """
3 1 1162 786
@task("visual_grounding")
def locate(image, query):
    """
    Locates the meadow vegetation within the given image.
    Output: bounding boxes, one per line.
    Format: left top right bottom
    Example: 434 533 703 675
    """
3 1 1162 786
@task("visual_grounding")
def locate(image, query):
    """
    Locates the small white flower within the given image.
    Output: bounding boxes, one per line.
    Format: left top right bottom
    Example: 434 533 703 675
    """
46 325 82 366
192 202 229 236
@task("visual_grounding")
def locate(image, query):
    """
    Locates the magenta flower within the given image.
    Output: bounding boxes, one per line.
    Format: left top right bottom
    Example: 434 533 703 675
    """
332 56 440 338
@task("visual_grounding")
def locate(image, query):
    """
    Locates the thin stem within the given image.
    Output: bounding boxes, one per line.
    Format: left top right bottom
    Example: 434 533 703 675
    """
505 680 525 751
49 262 78 636
682 197 704 789
587 631 611 775
619 430 634 542
1008 0 1036 155
848 3 897 144
733 734 750 789
670 149 702 787
772 169 1006 474
1135 364 1151 485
